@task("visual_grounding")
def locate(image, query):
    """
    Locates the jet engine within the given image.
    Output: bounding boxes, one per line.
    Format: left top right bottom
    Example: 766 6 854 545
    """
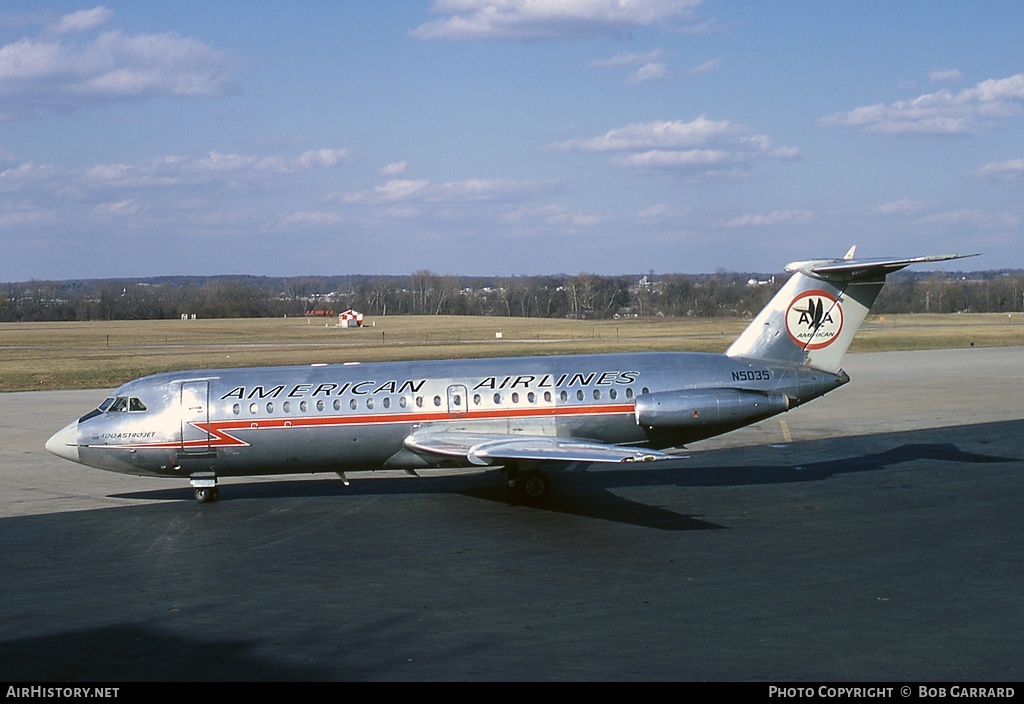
634 388 789 443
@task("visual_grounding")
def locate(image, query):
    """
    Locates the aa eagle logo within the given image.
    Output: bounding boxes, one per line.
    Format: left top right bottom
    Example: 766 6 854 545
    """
785 290 843 349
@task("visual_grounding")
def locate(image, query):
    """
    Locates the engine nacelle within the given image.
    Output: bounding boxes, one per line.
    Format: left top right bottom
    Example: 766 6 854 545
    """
634 388 789 430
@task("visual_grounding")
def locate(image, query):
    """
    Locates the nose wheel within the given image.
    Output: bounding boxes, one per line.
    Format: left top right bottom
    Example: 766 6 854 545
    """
194 487 220 503
191 473 219 503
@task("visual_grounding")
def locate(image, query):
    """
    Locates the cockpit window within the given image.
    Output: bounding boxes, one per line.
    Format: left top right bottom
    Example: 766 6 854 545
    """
103 396 147 413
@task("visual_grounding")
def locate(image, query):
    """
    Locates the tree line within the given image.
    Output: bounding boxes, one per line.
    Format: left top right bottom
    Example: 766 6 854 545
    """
2 269 1022 323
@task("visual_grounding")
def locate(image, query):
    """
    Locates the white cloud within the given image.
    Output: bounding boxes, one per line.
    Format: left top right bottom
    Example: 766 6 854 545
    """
625 61 666 85
83 148 351 188
0 8 236 120
44 6 114 36
280 211 346 227
590 50 662 68
381 162 408 176
296 149 353 169
551 117 799 177
0 159 55 190
94 199 144 216
342 179 432 203
918 209 1020 228
502 204 606 228
690 57 721 75
976 158 1024 180
0 207 54 227
590 49 667 86
929 69 962 84
722 210 812 228
822 73 1024 135
412 0 705 40
873 198 926 216
637 203 669 219
342 177 544 204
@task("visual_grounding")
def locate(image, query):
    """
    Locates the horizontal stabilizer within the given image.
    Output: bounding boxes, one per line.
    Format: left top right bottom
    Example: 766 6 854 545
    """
728 249 980 373
405 431 675 466
788 253 979 282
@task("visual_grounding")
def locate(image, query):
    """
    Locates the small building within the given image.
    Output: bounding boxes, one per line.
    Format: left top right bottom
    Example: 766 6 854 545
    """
338 309 364 328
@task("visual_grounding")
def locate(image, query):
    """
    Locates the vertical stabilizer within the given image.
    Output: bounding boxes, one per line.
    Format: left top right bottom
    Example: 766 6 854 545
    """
726 251 977 373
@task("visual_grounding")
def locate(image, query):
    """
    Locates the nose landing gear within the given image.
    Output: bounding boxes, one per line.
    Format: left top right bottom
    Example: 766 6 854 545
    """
190 472 219 503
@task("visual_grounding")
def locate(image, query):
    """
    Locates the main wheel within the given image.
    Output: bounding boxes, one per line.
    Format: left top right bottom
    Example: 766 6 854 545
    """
516 470 551 502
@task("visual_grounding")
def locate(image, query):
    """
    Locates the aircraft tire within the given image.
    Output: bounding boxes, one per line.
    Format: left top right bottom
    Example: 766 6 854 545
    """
517 470 551 502
194 487 219 503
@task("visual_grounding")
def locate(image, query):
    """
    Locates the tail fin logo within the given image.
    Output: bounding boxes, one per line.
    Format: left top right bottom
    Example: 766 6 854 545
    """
785 290 844 350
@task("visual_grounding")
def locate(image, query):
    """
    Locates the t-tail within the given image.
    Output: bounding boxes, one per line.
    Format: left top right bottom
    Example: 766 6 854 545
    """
726 247 978 373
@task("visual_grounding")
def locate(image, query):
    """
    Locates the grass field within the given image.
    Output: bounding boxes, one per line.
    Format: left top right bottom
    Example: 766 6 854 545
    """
2 313 1022 392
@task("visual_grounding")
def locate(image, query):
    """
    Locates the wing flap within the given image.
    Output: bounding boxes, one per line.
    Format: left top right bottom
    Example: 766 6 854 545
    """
405 431 673 466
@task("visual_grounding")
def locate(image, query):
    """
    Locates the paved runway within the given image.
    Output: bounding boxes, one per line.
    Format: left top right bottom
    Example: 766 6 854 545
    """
1 347 1021 681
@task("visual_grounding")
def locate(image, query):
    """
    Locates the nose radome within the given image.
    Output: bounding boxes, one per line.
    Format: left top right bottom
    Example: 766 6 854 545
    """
46 421 80 463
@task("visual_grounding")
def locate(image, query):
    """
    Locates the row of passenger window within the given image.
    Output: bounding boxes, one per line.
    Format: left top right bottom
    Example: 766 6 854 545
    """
230 386 651 416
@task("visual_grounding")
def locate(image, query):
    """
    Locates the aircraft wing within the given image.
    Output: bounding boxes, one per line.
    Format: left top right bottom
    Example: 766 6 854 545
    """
404 431 675 466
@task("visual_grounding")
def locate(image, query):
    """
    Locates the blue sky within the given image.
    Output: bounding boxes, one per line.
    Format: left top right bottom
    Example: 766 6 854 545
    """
1 1 1022 281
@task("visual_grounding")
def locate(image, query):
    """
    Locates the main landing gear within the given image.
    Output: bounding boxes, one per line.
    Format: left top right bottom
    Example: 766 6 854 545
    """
505 463 552 503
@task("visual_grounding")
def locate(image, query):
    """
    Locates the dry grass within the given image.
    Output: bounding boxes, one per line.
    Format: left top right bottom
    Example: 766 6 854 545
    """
2 313 1022 392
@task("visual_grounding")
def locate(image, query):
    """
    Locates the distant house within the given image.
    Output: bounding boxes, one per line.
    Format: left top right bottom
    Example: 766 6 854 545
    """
338 309 364 328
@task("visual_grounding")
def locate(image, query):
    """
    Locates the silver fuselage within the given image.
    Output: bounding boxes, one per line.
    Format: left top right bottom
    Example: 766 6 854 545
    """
51 351 846 480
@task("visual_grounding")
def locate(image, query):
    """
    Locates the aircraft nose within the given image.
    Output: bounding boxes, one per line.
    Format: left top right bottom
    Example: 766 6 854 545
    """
46 421 80 463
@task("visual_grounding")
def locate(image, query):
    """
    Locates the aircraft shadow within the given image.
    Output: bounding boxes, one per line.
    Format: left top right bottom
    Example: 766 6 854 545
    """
0 621 424 682
112 419 1021 532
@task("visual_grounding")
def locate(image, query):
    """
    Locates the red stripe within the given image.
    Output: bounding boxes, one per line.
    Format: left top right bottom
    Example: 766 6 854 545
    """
90 401 630 450
113 403 636 450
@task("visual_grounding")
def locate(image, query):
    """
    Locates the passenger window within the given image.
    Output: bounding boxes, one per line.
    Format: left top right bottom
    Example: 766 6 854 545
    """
383 397 391 409
282 401 291 413
366 398 374 410
528 392 536 403
316 400 325 412
609 388 617 400
511 392 519 404
493 393 501 405
576 390 584 401
300 401 308 412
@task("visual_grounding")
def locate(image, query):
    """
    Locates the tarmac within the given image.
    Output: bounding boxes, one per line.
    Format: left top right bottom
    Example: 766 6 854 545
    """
0 347 1021 681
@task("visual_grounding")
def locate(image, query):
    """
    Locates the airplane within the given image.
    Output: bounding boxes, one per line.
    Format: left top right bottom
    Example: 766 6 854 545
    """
46 249 976 504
